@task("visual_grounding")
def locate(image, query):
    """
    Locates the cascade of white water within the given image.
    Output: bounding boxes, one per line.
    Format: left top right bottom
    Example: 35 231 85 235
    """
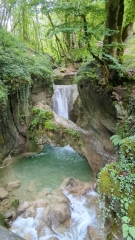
52 84 78 119
11 190 102 240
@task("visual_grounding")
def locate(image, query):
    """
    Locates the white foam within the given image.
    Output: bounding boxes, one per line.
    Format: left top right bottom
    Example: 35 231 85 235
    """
63 145 75 152
11 193 100 240
11 208 44 240
87 189 97 196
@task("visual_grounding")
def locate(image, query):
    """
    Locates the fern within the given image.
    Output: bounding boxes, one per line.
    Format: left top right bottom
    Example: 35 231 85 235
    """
110 134 123 146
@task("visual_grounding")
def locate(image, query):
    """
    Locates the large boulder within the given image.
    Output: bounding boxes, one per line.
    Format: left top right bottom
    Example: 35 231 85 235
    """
47 203 70 226
60 177 92 195
7 181 21 191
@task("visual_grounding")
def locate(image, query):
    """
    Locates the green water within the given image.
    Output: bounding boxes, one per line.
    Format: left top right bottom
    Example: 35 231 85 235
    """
0 144 93 201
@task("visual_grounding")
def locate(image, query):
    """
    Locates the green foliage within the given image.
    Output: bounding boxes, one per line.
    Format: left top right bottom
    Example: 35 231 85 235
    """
121 136 135 162
44 120 58 131
98 96 135 239
122 35 135 70
122 216 135 239
0 213 4 226
0 27 53 119
123 0 135 28
74 61 99 84
63 128 80 139
0 81 8 106
11 199 19 209
28 107 58 141
110 134 123 146
0 27 53 95
29 108 54 131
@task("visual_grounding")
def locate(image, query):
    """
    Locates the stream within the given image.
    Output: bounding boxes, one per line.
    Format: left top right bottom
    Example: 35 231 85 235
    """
0 145 103 240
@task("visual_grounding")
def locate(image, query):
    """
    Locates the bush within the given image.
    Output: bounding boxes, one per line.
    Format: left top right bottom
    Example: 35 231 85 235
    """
0 27 53 107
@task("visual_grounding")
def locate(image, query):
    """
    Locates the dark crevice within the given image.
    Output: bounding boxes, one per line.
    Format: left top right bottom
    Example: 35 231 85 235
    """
9 97 27 141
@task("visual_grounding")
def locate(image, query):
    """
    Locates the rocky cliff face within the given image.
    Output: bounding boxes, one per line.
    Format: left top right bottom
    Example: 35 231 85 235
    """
0 81 52 163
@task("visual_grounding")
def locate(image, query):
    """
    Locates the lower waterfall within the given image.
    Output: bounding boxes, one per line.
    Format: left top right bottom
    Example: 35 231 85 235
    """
52 84 78 119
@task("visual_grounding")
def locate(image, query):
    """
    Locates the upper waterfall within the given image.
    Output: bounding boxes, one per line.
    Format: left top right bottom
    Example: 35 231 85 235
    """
52 84 78 120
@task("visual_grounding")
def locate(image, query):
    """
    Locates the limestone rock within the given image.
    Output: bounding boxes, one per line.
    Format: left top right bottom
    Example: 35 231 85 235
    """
0 188 8 199
27 180 37 192
0 225 24 240
7 181 21 191
22 206 36 218
43 203 70 227
4 211 13 219
60 177 92 195
88 226 102 240
17 202 29 215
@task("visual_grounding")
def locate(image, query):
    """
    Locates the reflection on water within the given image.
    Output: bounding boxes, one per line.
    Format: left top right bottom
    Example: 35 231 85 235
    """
0 144 93 201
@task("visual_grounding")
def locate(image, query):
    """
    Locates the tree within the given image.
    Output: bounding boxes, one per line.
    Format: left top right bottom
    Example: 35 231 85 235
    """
122 0 135 42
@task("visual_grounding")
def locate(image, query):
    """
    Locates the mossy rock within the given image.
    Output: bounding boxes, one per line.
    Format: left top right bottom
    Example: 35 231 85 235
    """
121 136 135 161
98 163 135 226
128 189 135 225
0 213 4 227
98 163 120 197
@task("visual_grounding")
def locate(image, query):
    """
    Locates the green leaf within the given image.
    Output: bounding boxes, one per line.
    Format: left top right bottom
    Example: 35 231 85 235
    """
122 224 129 238
127 236 132 240
125 202 129 210
129 226 135 238
122 216 130 224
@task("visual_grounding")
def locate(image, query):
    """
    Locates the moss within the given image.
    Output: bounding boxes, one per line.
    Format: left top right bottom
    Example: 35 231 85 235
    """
44 120 58 132
11 199 19 209
98 163 120 197
0 135 4 144
98 163 135 227
121 136 135 160
128 189 135 225
0 213 4 226
63 128 80 139
107 222 120 240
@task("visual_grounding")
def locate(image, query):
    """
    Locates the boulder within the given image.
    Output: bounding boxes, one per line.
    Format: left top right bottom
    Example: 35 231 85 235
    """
7 181 21 191
43 203 70 227
4 211 13 219
0 188 8 199
27 180 37 192
88 226 102 240
22 206 36 218
60 177 92 195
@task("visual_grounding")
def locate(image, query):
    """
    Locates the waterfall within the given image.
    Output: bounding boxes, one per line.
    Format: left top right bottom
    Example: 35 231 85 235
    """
52 84 78 120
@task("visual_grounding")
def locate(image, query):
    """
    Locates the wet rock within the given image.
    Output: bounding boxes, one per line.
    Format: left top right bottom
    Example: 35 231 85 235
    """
88 226 102 240
4 211 13 219
4 218 12 228
0 188 8 199
115 103 127 120
7 181 21 191
61 177 92 195
43 203 70 227
17 202 29 215
0 205 4 212
36 188 52 199
0 225 24 240
34 198 46 208
27 180 37 192
22 206 36 218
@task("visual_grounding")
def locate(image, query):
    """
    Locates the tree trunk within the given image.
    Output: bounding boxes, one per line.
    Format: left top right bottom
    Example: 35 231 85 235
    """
103 0 124 59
